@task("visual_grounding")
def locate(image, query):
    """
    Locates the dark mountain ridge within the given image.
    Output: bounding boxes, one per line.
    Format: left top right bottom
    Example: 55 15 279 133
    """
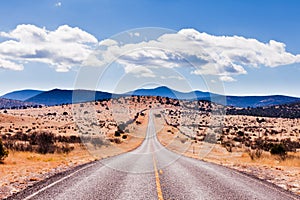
129 86 299 108
1 86 299 108
25 89 114 106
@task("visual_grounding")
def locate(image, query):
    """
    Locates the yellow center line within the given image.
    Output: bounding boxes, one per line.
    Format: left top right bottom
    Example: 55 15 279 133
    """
152 153 164 200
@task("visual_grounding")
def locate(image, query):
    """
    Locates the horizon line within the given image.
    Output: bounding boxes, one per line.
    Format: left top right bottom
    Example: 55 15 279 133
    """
1 86 300 99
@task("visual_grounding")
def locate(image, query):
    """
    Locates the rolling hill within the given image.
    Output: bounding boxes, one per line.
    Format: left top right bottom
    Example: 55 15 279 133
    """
129 86 211 100
1 89 44 101
25 89 113 106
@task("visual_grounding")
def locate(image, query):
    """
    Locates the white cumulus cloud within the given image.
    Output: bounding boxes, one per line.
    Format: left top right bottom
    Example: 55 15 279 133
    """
94 28 300 78
0 57 23 70
0 24 98 71
124 65 156 78
1 25 299 80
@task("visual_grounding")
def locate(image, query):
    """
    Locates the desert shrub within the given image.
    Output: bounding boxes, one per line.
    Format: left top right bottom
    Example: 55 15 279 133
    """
114 131 121 137
281 138 300 152
247 148 263 160
122 135 127 140
60 143 74 154
0 139 9 161
270 143 287 160
270 143 286 155
14 132 29 141
233 137 243 142
224 142 233 153
247 149 255 160
2 131 77 154
237 131 244 137
114 138 121 144
6 141 33 152
255 148 263 158
84 111 89 115
36 132 55 154
69 135 81 143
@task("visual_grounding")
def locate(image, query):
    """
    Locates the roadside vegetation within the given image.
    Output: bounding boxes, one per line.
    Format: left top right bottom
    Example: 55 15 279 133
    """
2 131 79 155
0 138 9 162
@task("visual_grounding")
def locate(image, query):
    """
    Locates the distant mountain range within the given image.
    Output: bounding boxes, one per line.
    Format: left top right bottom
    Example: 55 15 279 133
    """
1 86 299 108
129 86 211 100
2 89 44 101
129 86 299 108
25 89 113 106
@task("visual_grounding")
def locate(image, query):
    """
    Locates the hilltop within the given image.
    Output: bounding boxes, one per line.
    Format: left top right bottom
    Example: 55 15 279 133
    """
1 89 43 101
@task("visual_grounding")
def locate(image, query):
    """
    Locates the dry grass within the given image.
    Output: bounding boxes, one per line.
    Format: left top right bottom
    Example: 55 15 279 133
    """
0 146 93 197
242 151 300 167
0 137 145 198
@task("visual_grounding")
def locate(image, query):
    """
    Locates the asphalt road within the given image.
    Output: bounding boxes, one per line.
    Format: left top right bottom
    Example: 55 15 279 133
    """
11 112 299 200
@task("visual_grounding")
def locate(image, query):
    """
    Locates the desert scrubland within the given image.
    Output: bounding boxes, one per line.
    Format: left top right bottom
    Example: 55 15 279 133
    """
0 96 299 198
154 99 300 195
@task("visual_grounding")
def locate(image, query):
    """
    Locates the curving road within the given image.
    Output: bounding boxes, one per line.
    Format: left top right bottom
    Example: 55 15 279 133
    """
10 112 299 200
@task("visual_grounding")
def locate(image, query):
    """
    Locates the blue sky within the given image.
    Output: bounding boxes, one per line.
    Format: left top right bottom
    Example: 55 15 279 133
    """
0 0 299 97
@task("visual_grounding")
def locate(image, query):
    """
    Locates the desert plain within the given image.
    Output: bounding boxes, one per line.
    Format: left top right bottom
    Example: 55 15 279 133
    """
0 96 299 198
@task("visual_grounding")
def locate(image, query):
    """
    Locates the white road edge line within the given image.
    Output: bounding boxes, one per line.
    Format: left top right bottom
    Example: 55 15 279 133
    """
23 162 97 200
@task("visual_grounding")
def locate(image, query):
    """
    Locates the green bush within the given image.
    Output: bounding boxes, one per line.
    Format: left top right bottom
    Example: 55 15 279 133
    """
0 139 9 161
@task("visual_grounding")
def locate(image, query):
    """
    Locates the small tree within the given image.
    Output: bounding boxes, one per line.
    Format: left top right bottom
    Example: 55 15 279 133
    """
0 139 9 162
